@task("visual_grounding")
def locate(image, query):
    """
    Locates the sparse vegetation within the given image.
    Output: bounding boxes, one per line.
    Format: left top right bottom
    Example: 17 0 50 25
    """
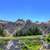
15 26 42 36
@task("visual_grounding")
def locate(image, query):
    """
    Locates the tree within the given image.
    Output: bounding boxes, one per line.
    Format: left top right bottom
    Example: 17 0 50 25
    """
27 26 42 35
15 26 42 36
33 26 42 35
0 28 4 36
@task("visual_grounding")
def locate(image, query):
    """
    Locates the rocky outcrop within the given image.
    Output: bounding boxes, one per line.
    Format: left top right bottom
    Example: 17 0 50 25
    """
0 19 50 35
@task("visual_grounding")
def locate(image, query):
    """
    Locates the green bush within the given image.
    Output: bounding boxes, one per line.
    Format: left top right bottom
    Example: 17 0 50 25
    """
0 28 4 36
46 34 50 42
27 26 42 35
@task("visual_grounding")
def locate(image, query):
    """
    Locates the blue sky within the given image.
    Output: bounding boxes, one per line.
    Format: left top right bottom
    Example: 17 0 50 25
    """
0 0 50 22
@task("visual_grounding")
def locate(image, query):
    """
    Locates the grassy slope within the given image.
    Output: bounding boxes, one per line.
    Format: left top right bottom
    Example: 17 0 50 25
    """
0 35 42 50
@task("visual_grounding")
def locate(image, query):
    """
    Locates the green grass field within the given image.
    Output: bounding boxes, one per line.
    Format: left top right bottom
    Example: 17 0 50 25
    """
0 35 42 50
21 38 41 50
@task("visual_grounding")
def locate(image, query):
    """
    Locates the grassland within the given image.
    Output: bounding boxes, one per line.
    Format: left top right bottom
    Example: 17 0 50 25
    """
0 35 42 50
21 38 41 50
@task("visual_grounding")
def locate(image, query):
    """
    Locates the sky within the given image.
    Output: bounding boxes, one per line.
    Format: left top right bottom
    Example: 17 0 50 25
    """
0 0 50 22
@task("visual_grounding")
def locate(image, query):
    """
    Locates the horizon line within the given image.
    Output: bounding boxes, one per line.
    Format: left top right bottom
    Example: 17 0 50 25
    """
0 19 50 23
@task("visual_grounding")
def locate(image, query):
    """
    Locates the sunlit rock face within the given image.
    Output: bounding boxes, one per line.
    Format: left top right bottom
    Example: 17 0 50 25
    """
5 45 21 50
16 19 25 24
4 22 16 34
47 44 50 49
44 44 50 49
0 23 3 29
0 23 7 29
18 20 33 34
4 40 21 50
16 19 26 29
9 46 21 50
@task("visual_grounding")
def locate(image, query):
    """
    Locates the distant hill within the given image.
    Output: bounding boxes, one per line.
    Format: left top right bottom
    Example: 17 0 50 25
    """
0 19 50 35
